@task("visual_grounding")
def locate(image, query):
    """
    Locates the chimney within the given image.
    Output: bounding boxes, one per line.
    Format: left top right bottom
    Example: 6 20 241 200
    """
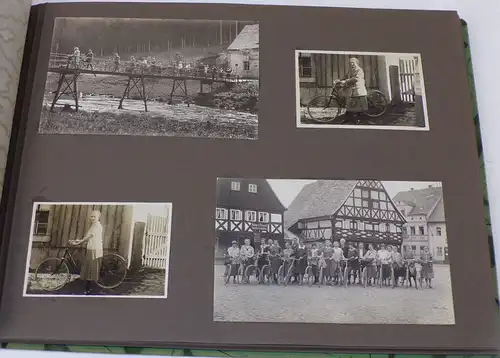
428 184 432 188
410 188 414 191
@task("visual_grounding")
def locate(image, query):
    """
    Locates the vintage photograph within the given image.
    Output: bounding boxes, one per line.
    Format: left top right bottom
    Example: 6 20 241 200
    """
213 179 454 324
39 17 259 139
296 50 429 130
23 202 172 298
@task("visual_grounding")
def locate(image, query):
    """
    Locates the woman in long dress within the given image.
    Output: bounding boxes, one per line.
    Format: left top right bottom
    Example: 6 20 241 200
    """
70 210 104 295
322 240 334 284
342 57 368 118
269 240 282 284
294 239 308 285
420 246 434 288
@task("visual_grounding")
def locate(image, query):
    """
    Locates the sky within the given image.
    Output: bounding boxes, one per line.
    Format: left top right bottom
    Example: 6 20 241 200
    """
131 203 171 223
267 180 442 209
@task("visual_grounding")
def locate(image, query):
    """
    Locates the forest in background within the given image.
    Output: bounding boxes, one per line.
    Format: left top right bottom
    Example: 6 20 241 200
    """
51 18 257 57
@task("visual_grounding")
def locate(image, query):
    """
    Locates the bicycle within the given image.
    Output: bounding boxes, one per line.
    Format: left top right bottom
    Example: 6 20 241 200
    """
241 255 260 284
34 246 128 292
306 80 388 124
223 255 241 285
257 253 273 284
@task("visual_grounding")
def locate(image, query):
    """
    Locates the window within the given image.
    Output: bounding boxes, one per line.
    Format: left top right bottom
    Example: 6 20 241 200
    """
248 184 257 193
362 200 369 208
437 247 443 256
230 209 242 221
231 181 240 191
436 227 442 236
298 53 312 77
258 212 269 222
365 223 373 231
379 192 387 201
410 226 416 235
354 198 362 207
411 245 416 251
362 190 369 198
270 213 282 223
419 226 425 235
380 201 387 210
373 224 379 232
216 208 228 220
354 189 361 197
379 224 385 232
358 221 365 230
350 221 358 230
34 210 50 235
373 201 379 209
243 60 250 71
386 223 391 232
245 211 256 222
371 191 379 200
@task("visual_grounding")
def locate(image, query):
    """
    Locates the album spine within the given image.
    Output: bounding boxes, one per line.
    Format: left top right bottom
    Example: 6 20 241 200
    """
0 4 47 307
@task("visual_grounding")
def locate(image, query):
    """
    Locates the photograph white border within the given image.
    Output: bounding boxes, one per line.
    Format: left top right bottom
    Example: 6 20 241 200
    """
295 50 431 131
22 201 173 299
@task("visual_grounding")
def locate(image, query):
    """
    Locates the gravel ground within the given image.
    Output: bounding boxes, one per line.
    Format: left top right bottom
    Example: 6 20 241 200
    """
213 264 455 324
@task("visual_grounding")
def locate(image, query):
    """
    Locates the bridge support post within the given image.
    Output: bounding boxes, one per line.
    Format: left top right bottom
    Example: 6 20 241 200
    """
169 78 190 107
50 70 80 112
118 75 148 112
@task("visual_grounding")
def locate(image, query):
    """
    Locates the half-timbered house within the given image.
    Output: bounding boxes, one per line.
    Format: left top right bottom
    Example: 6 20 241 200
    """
392 185 448 262
298 52 420 106
215 178 285 258
285 180 406 248
226 24 259 78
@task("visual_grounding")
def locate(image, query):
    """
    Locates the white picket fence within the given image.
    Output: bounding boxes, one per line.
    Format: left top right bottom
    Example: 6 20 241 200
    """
142 214 170 269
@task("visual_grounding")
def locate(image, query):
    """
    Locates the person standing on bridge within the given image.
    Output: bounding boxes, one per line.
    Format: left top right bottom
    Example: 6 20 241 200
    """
85 49 96 77
72 46 81 68
113 53 121 72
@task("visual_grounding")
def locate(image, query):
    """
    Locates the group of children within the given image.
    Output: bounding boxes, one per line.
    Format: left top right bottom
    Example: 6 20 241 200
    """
224 238 435 288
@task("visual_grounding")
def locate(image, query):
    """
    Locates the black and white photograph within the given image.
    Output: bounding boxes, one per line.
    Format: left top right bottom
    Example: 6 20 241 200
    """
213 179 454 324
39 18 259 139
296 51 429 130
23 202 172 298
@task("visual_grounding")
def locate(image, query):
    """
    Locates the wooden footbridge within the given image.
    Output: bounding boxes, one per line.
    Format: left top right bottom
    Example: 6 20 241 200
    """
47 54 257 113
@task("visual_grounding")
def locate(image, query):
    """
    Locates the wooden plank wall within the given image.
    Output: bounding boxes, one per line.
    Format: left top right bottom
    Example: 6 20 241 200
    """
313 54 379 89
45 204 130 250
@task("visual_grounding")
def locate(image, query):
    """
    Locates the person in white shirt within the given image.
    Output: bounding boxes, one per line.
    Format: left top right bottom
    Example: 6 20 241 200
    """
240 238 255 268
226 241 241 283
377 243 392 286
70 210 103 295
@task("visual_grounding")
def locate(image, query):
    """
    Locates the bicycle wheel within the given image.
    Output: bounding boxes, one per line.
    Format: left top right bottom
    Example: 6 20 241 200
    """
259 265 271 284
305 266 315 287
244 265 260 284
95 254 127 289
365 90 388 118
307 95 343 123
277 265 285 285
224 264 231 285
34 258 70 292
343 266 349 288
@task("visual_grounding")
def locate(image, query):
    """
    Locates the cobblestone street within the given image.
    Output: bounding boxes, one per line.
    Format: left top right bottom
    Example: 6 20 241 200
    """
213 264 454 324
26 268 166 297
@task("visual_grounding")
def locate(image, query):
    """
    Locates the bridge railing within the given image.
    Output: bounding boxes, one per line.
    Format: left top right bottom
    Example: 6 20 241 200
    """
48 53 258 82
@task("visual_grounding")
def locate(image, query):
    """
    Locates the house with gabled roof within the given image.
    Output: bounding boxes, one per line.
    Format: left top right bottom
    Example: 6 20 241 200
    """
226 24 259 78
392 185 448 263
285 180 406 249
215 178 285 259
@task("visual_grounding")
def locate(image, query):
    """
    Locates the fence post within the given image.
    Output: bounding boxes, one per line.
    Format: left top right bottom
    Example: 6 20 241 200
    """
389 65 401 106
129 221 146 273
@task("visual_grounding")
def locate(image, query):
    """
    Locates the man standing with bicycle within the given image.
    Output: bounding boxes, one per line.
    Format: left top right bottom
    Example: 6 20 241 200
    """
240 238 255 281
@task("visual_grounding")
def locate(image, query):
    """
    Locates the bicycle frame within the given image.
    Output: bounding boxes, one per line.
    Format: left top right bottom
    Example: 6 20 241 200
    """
59 248 80 273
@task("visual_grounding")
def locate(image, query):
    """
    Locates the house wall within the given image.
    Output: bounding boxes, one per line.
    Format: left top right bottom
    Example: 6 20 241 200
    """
401 214 429 256
29 204 134 270
428 222 448 263
228 49 259 78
